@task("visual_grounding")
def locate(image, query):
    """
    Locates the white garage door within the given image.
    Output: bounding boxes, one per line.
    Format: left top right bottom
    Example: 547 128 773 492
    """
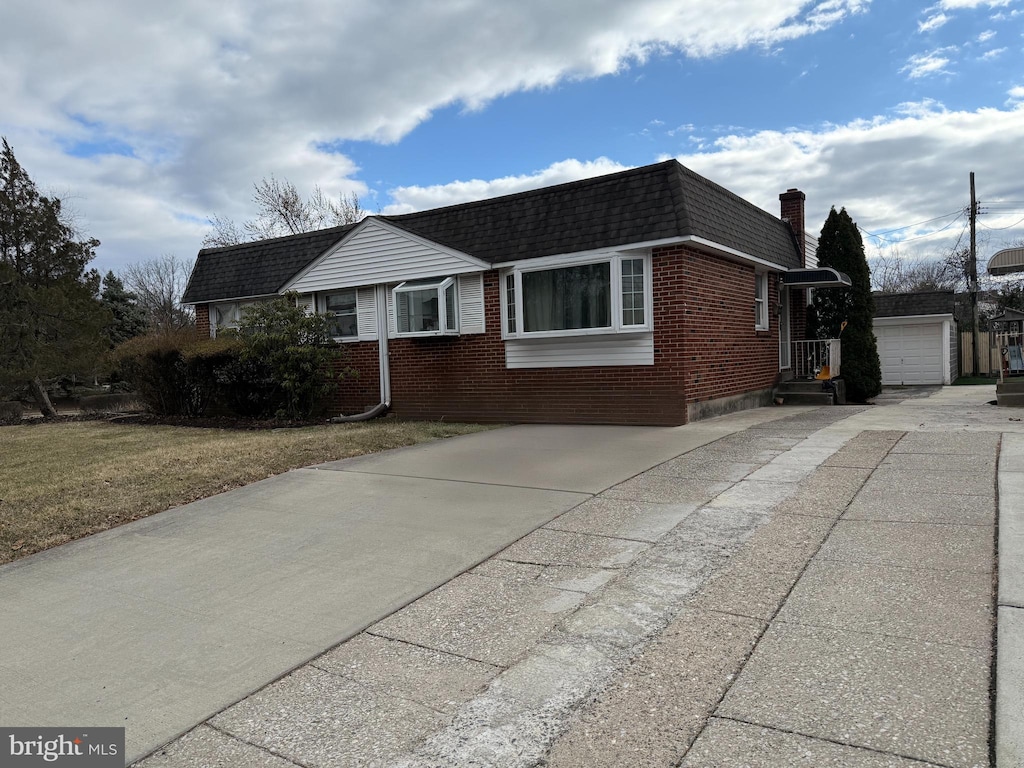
875 322 944 385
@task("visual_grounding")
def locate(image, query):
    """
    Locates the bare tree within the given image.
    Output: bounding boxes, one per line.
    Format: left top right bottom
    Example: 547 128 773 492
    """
121 254 195 331
870 246 968 294
204 176 366 247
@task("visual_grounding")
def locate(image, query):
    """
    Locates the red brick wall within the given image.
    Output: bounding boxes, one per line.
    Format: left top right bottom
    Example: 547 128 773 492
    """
385 269 686 425
321 342 382 416
654 245 781 409
195 304 211 338
319 250 787 426
780 189 806 266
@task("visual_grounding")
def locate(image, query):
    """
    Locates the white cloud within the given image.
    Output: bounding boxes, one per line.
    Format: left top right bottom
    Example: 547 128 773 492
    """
977 29 997 41
671 102 1024 258
0 0 872 272
918 13 950 32
980 46 1007 58
901 47 958 78
938 0 1011 8
1008 85 1024 103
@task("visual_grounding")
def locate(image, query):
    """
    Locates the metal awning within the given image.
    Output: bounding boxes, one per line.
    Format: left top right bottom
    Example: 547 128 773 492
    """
781 267 852 288
988 247 1024 276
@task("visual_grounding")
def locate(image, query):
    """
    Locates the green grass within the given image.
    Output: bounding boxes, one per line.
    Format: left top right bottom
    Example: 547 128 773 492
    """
953 376 997 386
0 419 494 564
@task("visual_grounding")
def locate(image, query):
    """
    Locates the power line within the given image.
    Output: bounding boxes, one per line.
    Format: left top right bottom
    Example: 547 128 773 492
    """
978 214 1024 231
858 209 964 238
858 211 966 244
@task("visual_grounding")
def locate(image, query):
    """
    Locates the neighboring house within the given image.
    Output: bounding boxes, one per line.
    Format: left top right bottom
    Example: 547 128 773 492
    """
873 290 957 386
183 160 848 425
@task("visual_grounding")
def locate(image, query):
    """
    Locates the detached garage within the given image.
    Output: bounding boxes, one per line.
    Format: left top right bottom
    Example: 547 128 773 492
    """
873 291 956 386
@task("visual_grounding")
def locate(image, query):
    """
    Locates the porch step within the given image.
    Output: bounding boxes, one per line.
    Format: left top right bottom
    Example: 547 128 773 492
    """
775 378 838 406
777 379 830 394
996 379 1024 407
777 391 834 406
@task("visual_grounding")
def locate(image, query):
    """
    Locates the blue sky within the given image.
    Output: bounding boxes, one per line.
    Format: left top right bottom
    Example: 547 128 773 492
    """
1 0 1022 276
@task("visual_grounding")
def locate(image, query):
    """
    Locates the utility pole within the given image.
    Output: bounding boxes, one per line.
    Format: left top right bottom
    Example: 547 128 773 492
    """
970 172 979 376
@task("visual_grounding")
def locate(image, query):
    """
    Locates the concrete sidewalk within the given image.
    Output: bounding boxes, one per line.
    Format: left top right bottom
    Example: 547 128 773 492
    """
133 386 1018 768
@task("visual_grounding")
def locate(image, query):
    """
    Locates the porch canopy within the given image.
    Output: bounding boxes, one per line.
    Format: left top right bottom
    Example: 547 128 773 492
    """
781 267 852 288
988 247 1024 276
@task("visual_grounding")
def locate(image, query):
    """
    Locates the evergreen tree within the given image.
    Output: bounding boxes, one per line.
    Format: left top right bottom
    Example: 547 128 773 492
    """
0 138 109 415
100 271 148 346
813 207 882 402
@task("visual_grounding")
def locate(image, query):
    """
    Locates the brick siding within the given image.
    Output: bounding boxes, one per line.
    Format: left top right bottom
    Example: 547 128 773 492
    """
195 304 211 338
323 249 791 426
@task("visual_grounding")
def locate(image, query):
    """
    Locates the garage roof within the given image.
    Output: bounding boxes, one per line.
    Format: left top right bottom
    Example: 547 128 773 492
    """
873 290 954 318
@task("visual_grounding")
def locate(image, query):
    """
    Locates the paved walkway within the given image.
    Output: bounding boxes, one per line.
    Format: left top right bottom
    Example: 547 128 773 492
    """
2 386 1018 767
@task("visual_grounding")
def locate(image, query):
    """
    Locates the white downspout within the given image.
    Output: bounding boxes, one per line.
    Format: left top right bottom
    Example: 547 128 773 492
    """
330 284 391 422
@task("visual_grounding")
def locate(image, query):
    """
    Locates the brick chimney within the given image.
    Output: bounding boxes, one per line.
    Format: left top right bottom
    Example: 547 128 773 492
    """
779 188 806 267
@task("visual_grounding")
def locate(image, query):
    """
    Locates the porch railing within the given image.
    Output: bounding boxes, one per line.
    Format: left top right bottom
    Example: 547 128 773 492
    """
792 339 841 379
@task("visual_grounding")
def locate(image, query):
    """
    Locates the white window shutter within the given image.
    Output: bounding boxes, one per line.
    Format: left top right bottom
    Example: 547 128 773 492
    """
356 287 378 340
458 273 485 334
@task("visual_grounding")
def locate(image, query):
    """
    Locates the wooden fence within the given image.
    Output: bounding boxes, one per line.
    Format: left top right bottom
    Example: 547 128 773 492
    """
960 331 1000 376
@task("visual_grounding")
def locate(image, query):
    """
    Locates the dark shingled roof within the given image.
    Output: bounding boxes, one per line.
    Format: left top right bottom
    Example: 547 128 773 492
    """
184 160 801 304
183 224 357 304
873 290 955 318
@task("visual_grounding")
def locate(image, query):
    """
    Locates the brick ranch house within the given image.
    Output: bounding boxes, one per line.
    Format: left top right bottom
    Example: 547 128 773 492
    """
183 160 849 426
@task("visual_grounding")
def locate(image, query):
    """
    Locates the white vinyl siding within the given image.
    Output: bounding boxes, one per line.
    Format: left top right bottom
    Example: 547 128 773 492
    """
458 274 485 334
505 333 654 368
294 293 314 314
287 218 487 293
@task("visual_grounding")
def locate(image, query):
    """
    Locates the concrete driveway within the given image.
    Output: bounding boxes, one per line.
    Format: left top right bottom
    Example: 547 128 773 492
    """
0 417 775 764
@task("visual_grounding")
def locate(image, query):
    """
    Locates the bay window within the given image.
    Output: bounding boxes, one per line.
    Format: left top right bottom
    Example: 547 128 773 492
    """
393 277 459 336
502 253 651 338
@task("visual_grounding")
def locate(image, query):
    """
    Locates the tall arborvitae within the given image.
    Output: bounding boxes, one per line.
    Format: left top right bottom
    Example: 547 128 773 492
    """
813 207 882 402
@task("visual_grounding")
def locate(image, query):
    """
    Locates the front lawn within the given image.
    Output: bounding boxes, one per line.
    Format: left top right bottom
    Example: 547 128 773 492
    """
0 418 493 564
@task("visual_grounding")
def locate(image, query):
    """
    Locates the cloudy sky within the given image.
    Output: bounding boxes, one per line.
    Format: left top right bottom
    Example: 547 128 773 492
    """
2 0 1022 276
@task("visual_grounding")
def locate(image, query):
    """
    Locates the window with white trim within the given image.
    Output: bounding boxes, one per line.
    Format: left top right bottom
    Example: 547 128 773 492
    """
501 253 651 339
211 300 267 336
754 272 769 330
322 289 358 339
393 277 459 336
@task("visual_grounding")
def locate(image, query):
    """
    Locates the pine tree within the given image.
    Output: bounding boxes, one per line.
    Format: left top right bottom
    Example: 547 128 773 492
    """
0 138 109 414
100 271 148 346
813 207 882 402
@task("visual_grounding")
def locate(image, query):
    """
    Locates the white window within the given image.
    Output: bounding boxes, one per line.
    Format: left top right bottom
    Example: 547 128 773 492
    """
501 253 651 339
322 289 358 339
211 300 266 336
755 272 769 330
393 277 459 336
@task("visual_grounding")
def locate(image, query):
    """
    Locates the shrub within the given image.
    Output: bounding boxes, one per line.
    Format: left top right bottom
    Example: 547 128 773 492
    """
0 400 23 425
229 295 344 419
110 296 344 420
111 331 242 417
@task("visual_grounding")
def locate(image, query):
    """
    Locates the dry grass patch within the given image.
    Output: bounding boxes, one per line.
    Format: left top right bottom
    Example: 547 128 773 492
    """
0 419 494 564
